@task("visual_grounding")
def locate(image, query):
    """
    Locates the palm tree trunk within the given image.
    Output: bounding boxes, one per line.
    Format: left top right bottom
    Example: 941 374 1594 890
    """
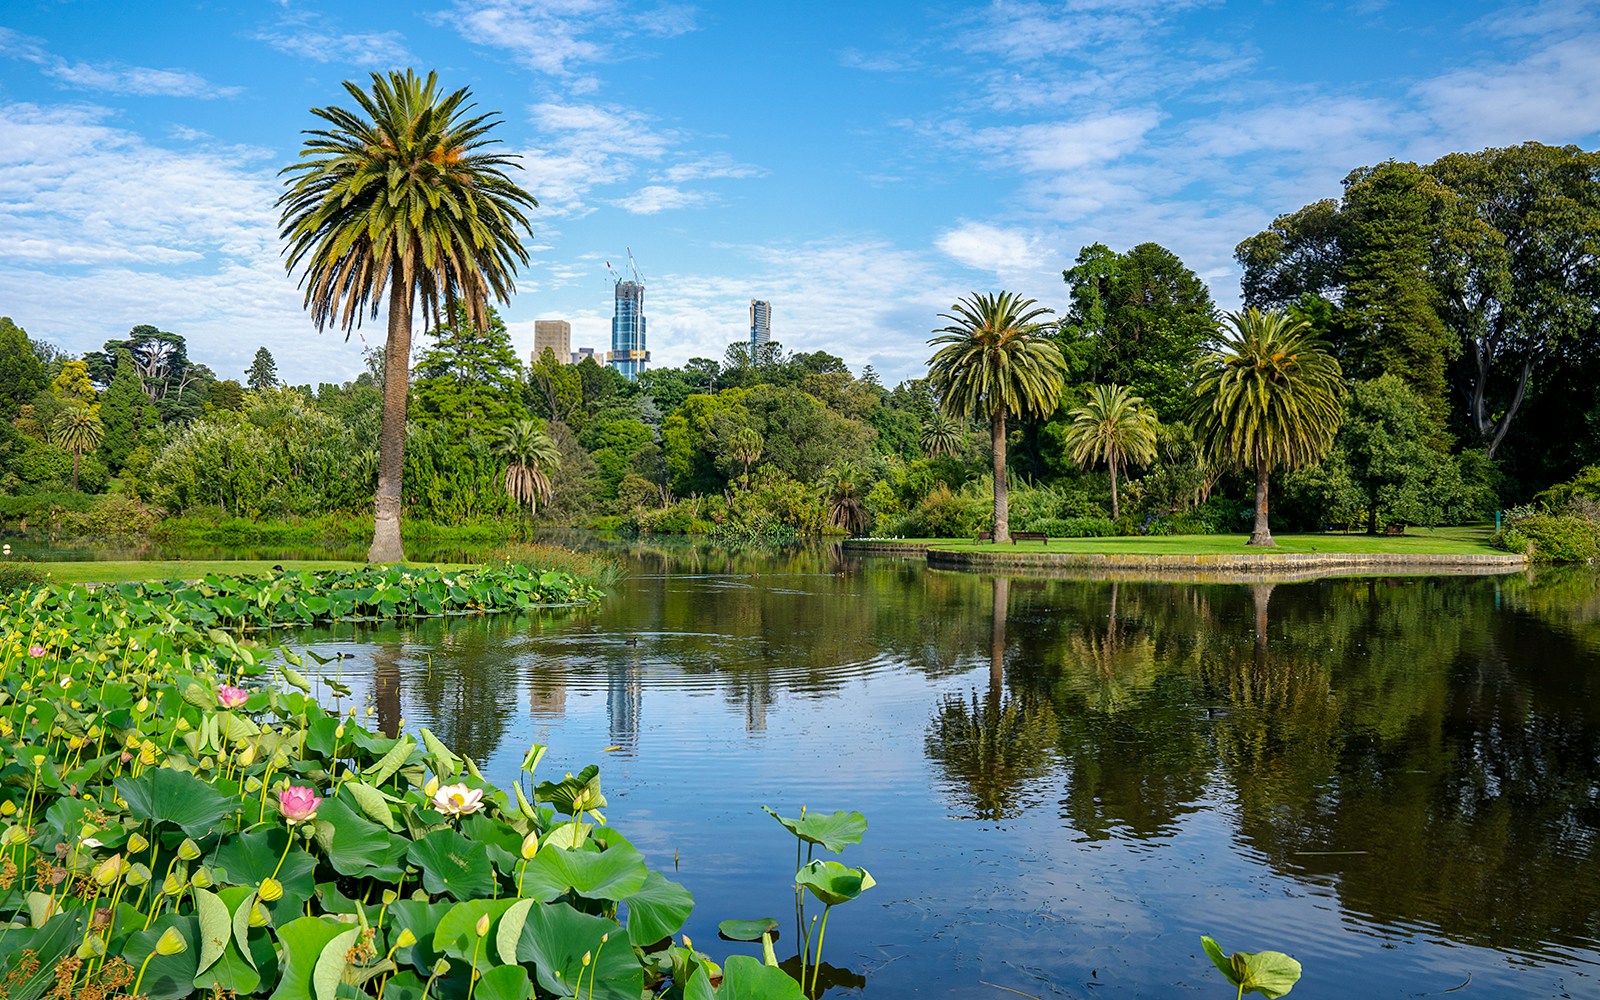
991 411 1009 544
1109 456 1120 522
369 260 413 564
71 450 80 492
1248 451 1274 547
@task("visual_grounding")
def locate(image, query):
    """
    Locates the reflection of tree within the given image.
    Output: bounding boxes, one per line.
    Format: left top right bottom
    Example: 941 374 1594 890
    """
372 643 402 738
400 617 518 763
925 576 1058 819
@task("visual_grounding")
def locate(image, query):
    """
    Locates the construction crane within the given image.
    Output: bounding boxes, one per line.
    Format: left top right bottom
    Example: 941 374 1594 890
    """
626 248 643 285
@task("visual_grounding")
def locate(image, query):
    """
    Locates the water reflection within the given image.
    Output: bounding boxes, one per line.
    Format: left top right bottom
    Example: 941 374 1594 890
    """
297 543 1600 996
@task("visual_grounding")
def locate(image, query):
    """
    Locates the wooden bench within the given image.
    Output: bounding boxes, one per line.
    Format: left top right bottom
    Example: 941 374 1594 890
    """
1012 531 1049 545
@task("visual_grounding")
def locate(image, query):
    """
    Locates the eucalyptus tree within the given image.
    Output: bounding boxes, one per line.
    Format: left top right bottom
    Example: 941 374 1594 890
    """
50 407 104 491
493 419 559 515
1192 308 1345 546
927 292 1067 543
1060 384 1161 521
278 69 537 562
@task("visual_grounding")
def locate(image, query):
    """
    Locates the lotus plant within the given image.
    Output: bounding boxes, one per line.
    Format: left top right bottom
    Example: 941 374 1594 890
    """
217 684 248 709
432 781 485 818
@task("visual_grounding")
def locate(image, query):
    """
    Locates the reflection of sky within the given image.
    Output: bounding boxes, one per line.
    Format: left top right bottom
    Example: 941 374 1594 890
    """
302 566 1600 999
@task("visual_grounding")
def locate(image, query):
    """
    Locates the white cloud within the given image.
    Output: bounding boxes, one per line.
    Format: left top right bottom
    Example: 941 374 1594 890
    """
936 222 1050 274
610 185 709 214
257 28 413 67
446 0 697 77
972 112 1161 173
660 154 764 183
1 29 238 99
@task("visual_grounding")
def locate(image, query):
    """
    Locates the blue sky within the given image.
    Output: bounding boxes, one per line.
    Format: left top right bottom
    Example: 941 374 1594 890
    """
2 1 1598 387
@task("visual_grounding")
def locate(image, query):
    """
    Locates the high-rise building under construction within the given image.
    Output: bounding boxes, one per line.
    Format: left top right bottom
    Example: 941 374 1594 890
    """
750 300 771 350
605 256 650 379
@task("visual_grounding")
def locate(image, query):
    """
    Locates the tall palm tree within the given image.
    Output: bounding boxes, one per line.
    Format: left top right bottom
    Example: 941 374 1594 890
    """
493 420 560 515
278 70 537 563
1192 308 1345 546
824 464 871 537
920 412 965 458
51 408 103 491
928 292 1066 543
726 426 763 489
1060 384 1161 521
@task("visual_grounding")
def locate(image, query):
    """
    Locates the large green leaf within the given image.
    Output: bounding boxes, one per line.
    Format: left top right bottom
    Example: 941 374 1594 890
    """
1201 936 1303 999
513 902 640 1000
520 843 649 903
795 860 875 906
314 795 407 879
407 828 496 901
268 916 350 1000
209 827 318 919
312 925 362 1000
537 764 606 817
718 918 779 942
433 898 519 971
192 887 232 975
474 965 534 1000
760 807 867 854
622 870 694 947
686 956 806 1000
388 899 452 976
122 916 201 1000
116 767 237 836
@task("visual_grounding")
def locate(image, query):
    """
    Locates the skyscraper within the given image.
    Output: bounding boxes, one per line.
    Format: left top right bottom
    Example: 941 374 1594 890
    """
532 319 570 365
749 299 772 350
606 280 649 380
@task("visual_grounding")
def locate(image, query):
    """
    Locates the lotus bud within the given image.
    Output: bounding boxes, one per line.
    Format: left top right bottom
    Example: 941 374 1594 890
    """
423 776 439 798
520 831 540 860
475 913 491 937
177 838 202 861
249 902 271 927
76 935 107 960
395 927 417 949
601 933 609 943
258 877 283 901
127 832 149 854
126 862 151 886
135 697 150 713
582 951 592 967
683 935 693 950
155 927 188 956
91 853 125 887
191 866 215 889
334 724 345 739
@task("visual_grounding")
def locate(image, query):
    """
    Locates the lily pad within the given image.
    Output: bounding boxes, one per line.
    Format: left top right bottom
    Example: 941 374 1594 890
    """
760 807 867 853
717 918 780 942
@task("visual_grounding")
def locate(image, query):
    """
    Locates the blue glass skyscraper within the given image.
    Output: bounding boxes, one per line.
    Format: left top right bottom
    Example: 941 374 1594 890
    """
607 280 649 380
749 299 771 351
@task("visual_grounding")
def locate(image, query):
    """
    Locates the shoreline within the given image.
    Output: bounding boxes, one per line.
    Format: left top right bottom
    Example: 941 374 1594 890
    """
844 537 1527 581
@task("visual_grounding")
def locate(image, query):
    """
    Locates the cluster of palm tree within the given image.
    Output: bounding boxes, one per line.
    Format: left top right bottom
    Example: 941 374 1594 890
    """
927 297 1343 546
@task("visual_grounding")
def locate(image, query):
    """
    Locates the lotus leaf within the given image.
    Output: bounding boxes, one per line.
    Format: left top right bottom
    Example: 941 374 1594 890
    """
760 806 867 853
686 956 806 1000
795 860 875 905
267 916 349 1000
124 916 201 1000
512 901 640 1000
1201 936 1303 999
520 842 650 903
622 870 695 946
115 767 237 837
474 965 534 1000
537 764 607 817
407 828 496 901
718 918 780 942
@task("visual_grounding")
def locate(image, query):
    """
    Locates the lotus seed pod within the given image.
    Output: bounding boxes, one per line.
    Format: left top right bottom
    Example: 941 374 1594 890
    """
396 928 417 948
127 832 149 854
155 926 187 956
126 863 151 886
237 744 257 767
381 889 398 905
163 869 186 896
433 959 451 976
138 745 157 766
0 801 16 816
177 838 202 861
135 697 150 713
244 776 263 793
249 902 270 927
91 853 125 886
191 866 214 889
176 718 192 732
1 825 27 847
258 876 283 902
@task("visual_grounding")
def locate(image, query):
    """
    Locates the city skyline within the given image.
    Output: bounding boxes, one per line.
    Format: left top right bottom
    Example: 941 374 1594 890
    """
2 1 1597 387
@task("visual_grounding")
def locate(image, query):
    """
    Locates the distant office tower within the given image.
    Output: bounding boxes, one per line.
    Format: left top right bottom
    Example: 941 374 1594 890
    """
606 279 650 379
750 300 772 350
532 320 571 365
571 346 596 365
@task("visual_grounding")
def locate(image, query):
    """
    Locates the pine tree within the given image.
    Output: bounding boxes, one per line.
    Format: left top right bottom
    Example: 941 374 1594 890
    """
246 347 280 391
99 350 150 473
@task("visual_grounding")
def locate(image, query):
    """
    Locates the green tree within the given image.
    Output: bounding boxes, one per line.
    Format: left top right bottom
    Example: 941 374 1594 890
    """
1059 384 1161 521
528 347 582 427
927 292 1066 543
921 413 965 458
50 407 104 491
1192 308 1345 546
1060 242 1217 419
493 419 559 515
0 317 46 420
98 350 155 473
278 69 537 562
49 360 98 411
824 463 872 536
411 304 529 436
85 325 208 423
246 347 280 390
725 426 764 489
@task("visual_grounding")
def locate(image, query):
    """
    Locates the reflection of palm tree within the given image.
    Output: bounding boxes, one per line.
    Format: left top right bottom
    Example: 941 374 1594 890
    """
372 643 402 738
926 574 1058 819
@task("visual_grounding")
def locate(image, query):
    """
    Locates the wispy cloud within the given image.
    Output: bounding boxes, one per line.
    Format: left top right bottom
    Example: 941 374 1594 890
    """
610 185 709 214
257 27 412 67
1 28 238 99
446 0 697 78
936 221 1051 275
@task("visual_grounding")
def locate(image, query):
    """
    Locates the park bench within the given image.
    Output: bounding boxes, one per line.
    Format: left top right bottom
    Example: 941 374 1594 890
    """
1011 531 1049 545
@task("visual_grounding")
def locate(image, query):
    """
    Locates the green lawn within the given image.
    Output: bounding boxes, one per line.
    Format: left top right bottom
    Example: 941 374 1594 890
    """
35 559 383 584
902 525 1505 556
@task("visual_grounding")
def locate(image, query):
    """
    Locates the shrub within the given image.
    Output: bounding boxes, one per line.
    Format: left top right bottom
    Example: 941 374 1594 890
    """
1029 516 1116 538
57 492 160 536
1496 510 1600 562
909 483 985 538
0 559 42 593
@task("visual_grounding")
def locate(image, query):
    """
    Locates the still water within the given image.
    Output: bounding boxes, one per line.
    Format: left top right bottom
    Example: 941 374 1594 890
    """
297 541 1600 998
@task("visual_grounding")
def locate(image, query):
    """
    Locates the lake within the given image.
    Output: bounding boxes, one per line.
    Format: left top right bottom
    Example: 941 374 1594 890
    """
289 541 1600 997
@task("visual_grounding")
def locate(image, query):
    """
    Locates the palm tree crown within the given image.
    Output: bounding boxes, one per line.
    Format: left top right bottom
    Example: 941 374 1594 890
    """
1060 385 1161 521
493 420 560 514
920 413 965 459
1192 307 1344 546
51 407 104 492
278 69 537 562
927 292 1066 542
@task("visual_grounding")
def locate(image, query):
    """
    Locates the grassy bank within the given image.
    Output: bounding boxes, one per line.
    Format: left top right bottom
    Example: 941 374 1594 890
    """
33 558 384 584
856 526 1503 557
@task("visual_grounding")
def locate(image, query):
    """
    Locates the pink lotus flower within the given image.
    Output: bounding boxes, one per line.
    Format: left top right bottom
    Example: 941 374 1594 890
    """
432 783 485 817
278 786 322 824
217 685 248 710
28 645 45 658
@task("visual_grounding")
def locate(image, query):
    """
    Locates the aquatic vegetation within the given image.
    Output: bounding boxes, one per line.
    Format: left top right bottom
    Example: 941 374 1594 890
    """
1201 935 1302 999
0 567 742 1000
760 806 872 996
